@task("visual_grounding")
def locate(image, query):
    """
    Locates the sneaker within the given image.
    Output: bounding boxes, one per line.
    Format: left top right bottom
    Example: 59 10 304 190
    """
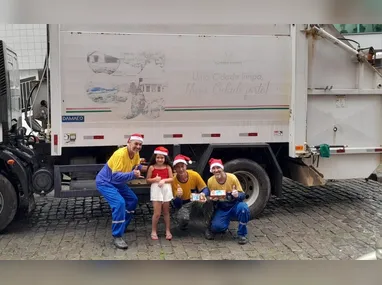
238 236 248 245
113 237 128 250
204 228 215 240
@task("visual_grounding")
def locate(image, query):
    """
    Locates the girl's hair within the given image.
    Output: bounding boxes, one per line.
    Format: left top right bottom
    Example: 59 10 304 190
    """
148 153 173 168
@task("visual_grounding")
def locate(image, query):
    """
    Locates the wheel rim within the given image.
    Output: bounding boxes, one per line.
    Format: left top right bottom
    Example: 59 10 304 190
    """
234 170 260 206
0 192 4 215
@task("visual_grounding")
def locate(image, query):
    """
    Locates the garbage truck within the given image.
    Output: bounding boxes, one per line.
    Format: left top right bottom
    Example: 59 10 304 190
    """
1 23 382 233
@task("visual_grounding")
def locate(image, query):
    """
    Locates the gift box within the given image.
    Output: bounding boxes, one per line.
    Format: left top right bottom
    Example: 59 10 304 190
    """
210 190 226 199
191 193 200 201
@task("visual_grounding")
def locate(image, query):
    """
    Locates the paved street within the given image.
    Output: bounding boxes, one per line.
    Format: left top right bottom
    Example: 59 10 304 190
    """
0 178 381 260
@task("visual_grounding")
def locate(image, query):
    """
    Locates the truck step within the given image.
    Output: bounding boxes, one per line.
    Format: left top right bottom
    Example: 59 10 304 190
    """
69 180 97 191
55 164 151 198
56 179 150 198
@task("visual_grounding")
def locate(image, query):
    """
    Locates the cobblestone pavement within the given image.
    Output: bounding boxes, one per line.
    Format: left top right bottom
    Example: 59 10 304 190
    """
0 178 382 260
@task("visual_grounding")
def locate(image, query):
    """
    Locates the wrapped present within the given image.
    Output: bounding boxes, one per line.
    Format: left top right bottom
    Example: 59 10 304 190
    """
210 190 226 199
191 193 201 201
191 193 207 202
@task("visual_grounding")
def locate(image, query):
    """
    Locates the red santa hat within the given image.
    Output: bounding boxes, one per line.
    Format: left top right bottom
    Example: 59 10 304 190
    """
128 133 144 143
209 158 224 173
173 154 192 166
154 146 169 156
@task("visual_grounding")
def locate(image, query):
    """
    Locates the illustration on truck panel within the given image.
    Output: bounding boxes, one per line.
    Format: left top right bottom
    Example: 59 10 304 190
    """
86 50 167 119
61 33 291 125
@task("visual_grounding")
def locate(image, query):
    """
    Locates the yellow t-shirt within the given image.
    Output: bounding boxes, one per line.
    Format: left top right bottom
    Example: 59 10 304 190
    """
207 173 244 193
107 147 140 173
172 170 207 200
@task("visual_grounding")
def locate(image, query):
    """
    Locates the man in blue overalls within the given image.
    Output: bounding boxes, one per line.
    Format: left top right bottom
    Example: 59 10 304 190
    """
96 133 147 249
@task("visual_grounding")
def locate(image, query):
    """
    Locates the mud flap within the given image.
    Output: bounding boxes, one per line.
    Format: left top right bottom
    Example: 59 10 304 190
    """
287 159 326 187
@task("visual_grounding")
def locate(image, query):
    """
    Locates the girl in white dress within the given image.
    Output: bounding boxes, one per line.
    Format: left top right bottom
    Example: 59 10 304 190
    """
146 146 174 240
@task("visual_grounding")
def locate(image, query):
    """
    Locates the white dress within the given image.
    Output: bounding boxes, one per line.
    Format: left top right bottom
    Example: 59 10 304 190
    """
150 183 173 202
149 167 174 202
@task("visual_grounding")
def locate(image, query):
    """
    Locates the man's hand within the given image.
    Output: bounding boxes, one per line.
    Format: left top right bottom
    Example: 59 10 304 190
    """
133 166 144 179
199 193 207 203
232 185 239 198
140 165 148 173
176 184 183 198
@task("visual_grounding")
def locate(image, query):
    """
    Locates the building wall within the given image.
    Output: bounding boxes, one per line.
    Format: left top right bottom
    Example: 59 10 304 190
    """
0 24 47 78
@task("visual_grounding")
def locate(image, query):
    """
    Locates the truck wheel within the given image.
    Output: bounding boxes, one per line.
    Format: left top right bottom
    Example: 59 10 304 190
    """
0 174 18 233
224 158 271 219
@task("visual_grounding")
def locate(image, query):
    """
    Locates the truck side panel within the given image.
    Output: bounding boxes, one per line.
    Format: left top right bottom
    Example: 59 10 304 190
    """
55 28 291 147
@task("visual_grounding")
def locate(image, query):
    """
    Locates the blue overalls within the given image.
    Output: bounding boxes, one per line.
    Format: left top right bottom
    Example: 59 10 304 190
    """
211 193 250 237
95 147 141 237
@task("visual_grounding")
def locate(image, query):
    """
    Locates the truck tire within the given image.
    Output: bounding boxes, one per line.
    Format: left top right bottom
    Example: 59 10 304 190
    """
224 158 271 219
0 174 18 233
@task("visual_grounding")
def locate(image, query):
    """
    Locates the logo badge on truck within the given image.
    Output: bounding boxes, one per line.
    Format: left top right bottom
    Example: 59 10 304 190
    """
62 115 85 123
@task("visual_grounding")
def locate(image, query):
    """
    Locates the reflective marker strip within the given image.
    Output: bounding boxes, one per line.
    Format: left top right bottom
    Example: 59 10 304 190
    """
239 132 258 137
53 134 58 155
316 147 382 155
340 147 382 154
202 133 221 137
84 135 104 140
163 134 183 138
